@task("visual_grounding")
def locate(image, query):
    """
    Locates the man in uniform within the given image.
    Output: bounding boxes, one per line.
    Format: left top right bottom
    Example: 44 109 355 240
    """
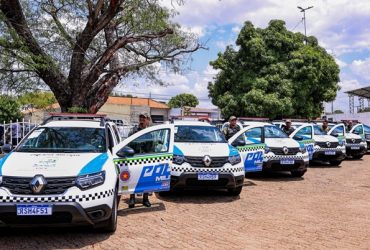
282 119 295 135
223 116 240 140
321 120 330 133
128 113 151 208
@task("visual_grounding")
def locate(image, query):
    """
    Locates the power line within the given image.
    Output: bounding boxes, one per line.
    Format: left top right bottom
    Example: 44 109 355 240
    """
291 19 303 31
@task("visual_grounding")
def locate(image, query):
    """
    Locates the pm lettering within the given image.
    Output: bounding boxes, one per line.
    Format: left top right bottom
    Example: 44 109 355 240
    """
141 163 170 182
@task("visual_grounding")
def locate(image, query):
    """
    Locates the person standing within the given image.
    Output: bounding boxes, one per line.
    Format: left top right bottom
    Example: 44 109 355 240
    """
282 120 295 135
321 120 330 133
128 113 151 208
223 116 241 140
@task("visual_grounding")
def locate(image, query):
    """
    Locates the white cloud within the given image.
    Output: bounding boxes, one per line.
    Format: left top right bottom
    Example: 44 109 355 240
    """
232 26 241 34
180 25 205 37
350 57 370 80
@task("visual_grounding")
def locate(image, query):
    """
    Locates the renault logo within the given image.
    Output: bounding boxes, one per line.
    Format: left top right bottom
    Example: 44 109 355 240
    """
203 155 212 167
283 147 289 155
326 141 331 148
30 175 47 194
352 138 356 143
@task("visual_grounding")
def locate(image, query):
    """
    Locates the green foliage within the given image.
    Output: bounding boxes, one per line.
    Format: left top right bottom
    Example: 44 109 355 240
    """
358 107 370 113
208 20 340 119
333 109 344 114
67 107 88 113
168 93 199 108
0 95 22 123
18 91 56 109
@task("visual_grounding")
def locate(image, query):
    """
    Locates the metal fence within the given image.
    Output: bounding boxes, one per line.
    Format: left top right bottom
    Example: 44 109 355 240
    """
1 119 39 147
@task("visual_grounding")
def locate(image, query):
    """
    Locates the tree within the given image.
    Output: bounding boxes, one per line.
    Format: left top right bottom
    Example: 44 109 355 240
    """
208 20 340 119
18 91 56 109
333 109 344 114
0 0 201 113
168 93 199 108
0 95 22 123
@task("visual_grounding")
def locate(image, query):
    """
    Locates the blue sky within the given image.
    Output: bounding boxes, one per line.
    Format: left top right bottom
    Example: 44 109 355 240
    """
120 0 370 113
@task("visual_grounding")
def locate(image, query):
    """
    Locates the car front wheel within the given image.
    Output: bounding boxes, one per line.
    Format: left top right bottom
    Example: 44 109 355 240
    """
100 188 118 233
291 170 306 177
227 186 242 196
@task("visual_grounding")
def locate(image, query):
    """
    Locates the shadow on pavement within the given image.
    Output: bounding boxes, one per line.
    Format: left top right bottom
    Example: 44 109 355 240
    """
245 171 304 182
118 201 166 216
156 189 240 204
309 161 342 168
0 226 111 249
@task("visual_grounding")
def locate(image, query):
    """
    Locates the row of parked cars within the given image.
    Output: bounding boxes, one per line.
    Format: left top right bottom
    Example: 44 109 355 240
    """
0 114 367 232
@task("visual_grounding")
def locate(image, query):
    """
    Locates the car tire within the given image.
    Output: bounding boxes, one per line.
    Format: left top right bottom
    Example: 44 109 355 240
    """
100 188 118 233
353 155 363 159
329 160 342 166
291 170 306 177
227 186 242 196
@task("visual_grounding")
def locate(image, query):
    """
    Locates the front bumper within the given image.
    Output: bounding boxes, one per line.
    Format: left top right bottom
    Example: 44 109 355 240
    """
170 173 244 190
263 159 308 171
312 149 346 162
345 144 367 156
0 203 112 228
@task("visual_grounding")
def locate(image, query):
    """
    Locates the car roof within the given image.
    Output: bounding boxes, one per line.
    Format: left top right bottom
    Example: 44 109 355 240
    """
41 120 104 128
173 120 213 127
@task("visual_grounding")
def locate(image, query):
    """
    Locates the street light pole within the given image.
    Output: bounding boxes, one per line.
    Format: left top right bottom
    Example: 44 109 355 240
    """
297 6 314 44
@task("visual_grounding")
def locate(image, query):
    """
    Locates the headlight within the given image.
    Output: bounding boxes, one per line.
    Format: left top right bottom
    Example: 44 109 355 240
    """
228 154 241 165
0 176 2 186
339 140 345 146
76 171 105 190
362 138 366 143
173 154 185 165
264 147 271 154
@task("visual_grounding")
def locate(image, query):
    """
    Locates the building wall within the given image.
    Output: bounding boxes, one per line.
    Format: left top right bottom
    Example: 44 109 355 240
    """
151 108 169 122
98 103 131 122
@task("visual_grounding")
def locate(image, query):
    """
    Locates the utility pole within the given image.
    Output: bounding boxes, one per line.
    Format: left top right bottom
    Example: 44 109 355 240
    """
297 6 314 44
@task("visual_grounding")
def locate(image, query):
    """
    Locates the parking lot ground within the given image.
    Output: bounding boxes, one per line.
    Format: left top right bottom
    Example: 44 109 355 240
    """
1 155 370 249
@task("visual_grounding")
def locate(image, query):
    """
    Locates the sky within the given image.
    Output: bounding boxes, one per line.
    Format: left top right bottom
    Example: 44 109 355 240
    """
118 0 370 113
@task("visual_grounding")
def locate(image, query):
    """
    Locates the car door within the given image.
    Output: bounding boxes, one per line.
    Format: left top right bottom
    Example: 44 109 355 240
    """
113 124 174 195
328 124 346 144
351 124 365 139
290 124 315 160
228 125 265 172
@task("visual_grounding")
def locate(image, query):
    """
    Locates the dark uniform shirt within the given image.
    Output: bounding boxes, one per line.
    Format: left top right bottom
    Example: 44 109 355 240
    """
282 126 295 136
223 124 241 140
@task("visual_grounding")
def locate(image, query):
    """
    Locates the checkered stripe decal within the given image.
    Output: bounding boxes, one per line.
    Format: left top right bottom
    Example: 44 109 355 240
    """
114 154 173 167
346 143 365 147
172 165 244 173
264 154 305 160
0 189 114 203
237 144 265 152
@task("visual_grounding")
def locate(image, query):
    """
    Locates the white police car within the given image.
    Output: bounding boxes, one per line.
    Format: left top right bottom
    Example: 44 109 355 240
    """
349 123 370 151
238 122 309 177
0 114 174 231
289 123 346 166
171 121 244 195
327 123 367 159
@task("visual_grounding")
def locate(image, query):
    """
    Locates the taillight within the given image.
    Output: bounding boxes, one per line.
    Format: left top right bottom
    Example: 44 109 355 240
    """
120 171 130 181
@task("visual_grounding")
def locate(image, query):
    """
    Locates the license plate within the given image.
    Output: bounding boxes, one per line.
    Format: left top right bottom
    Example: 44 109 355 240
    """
351 146 360 150
16 205 52 216
280 159 294 165
325 151 336 155
198 173 219 180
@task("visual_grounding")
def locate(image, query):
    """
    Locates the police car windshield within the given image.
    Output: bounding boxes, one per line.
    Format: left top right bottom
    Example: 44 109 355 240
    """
264 126 289 138
175 125 226 143
313 125 327 135
16 127 106 153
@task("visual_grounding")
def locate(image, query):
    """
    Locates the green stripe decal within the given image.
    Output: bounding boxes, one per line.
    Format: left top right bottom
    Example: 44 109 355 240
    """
237 143 265 150
301 139 315 144
114 153 173 163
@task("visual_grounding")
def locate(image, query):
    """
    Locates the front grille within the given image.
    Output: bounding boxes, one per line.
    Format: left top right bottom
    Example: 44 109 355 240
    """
0 212 72 224
2 176 76 195
270 147 300 155
346 139 362 144
184 156 229 168
316 142 339 148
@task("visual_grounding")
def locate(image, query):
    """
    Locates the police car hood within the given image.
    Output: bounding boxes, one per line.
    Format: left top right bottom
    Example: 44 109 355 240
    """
265 138 300 148
174 143 234 157
313 135 338 143
346 133 362 139
0 152 108 177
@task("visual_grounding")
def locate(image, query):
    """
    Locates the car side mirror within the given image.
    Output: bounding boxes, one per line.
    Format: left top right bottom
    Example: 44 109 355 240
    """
116 146 135 158
293 135 303 141
2 144 12 154
231 138 245 147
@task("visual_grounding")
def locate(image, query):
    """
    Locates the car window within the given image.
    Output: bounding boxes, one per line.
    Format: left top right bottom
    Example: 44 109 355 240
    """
16 127 106 153
296 126 313 139
354 125 364 135
175 125 226 143
364 125 370 133
264 126 288 138
127 129 170 155
245 127 263 144
313 125 326 135
112 125 121 144
331 125 345 136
